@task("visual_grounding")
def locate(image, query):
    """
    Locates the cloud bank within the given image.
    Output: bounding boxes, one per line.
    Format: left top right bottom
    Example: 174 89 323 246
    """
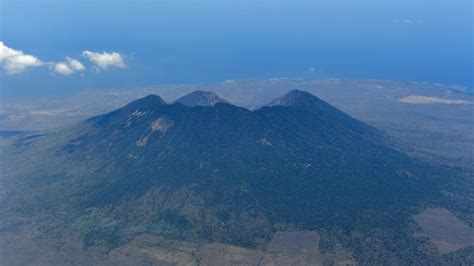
0 41 43 74
82 50 126 70
0 41 126 76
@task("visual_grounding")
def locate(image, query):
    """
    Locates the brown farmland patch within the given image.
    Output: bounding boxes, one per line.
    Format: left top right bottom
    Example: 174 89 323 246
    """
414 208 474 254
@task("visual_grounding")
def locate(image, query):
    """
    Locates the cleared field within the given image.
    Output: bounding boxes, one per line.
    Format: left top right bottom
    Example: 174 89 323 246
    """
0 230 354 265
414 208 474 254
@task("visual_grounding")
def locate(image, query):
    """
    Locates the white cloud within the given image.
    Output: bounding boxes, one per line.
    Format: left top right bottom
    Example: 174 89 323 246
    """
0 41 43 74
51 57 86 76
392 19 422 24
53 62 74 76
82 50 126 70
0 42 125 76
66 57 85 72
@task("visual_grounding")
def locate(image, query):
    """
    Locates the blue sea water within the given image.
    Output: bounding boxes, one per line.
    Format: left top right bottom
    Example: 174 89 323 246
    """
1 0 472 97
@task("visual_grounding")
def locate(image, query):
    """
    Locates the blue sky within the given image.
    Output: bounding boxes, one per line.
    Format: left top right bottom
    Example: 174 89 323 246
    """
1 0 472 97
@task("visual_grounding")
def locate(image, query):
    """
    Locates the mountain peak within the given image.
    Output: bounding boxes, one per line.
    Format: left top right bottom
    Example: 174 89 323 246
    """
173 90 229 106
138 94 167 104
267 89 324 108
125 94 166 109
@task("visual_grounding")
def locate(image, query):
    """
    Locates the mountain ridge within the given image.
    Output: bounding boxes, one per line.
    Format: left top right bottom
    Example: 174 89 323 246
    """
0 89 461 264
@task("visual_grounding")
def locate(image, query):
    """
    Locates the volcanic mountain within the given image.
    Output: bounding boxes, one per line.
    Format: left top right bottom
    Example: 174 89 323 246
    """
0 90 456 264
173 90 229 106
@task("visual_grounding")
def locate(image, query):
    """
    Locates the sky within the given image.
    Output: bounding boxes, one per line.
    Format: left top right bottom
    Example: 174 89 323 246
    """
0 0 472 97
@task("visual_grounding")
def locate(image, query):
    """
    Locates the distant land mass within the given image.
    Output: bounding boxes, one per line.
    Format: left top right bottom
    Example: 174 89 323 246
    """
0 89 473 265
